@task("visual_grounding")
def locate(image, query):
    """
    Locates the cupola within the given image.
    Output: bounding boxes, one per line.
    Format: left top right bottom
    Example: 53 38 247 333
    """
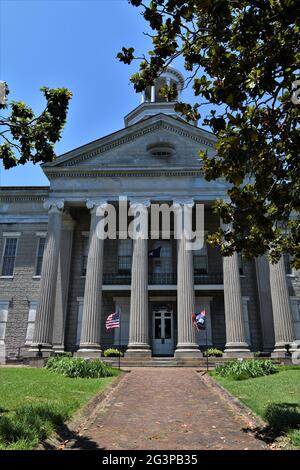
124 66 186 127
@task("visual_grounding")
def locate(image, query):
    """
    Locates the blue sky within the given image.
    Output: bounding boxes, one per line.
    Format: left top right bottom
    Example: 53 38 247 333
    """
0 0 198 186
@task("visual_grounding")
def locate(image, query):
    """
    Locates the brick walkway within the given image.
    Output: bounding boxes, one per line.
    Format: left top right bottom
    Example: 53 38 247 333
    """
76 368 267 450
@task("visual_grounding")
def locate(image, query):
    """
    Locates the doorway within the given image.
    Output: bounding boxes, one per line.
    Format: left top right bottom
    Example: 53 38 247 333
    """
152 304 174 356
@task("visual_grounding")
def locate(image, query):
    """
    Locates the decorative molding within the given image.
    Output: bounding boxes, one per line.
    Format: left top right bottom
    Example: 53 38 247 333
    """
45 168 204 179
0 195 47 202
48 120 215 169
0 216 48 224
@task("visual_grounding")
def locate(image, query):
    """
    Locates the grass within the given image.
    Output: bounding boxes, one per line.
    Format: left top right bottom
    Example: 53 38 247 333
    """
0 367 119 450
211 366 300 448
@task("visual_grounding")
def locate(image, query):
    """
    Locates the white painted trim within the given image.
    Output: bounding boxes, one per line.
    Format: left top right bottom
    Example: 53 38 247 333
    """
35 232 47 237
0 276 14 279
2 232 21 237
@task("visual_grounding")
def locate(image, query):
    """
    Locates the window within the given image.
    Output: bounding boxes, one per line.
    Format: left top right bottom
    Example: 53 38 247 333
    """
35 237 46 276
1 237 18 276
25 301 38 345
82 234 89 276
238 254 244 275
118 239 133 272
76 299 84 345
0 300 9 343
152 241 172 274
242 297 251 345
283 253 292 275
193 238 208 274
290 297 300 341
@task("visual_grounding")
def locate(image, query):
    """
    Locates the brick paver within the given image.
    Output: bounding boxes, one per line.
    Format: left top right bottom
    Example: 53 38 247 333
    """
77 368 267 450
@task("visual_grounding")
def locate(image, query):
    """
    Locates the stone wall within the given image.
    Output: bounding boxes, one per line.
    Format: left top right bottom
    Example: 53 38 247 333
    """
0 222 47 357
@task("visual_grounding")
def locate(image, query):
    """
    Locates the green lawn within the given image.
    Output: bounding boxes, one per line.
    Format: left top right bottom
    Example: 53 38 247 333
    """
0 367 118 450
211 366 300 448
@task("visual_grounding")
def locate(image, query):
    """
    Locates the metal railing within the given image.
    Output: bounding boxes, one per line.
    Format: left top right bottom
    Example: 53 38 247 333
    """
103 272 223 285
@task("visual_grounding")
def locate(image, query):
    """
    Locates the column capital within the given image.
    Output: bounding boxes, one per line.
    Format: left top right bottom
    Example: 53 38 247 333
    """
173 198 194 208
129 199 151 209
44 199 64 212
86 199 108 213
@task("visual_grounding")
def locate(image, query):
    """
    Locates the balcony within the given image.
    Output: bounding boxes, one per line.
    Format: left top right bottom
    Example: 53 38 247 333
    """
103 272 223 285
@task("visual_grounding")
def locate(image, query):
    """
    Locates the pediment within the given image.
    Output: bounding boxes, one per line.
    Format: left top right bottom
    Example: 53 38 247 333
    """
44 114 216 172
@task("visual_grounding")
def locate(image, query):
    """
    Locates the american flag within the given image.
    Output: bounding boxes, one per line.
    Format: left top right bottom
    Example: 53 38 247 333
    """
192 310 206 330
106 311 120 330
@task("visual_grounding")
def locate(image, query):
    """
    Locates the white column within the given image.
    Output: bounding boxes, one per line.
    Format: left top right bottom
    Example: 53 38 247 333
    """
151 85 155 102
270 256 296 357
221 220 252 357
174 201 201 358
255 256 275 352
126 200 151 357
223 252 252 357
77 200 107 357
30 200 64 354
52 211 75 352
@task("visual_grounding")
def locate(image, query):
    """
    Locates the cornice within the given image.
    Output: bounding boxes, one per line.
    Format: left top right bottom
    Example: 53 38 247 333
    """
47 120 215 169
44 168 204 179
0 195 47 202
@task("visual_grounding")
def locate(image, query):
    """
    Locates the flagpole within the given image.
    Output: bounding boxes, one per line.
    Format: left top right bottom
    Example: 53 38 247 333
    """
206 324 208 373
118 308 121 371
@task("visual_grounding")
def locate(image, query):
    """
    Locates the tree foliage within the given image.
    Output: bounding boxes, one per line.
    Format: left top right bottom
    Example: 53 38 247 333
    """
0 84 72 169
118 0 300 267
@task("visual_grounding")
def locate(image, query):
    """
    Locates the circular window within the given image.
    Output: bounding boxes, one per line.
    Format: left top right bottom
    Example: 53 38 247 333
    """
147 143 175 157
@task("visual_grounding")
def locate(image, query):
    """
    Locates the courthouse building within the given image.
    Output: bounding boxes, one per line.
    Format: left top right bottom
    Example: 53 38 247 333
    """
0 67 299 360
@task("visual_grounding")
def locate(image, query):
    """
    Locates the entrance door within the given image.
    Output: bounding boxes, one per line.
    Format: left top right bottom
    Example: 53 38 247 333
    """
152 305 174 356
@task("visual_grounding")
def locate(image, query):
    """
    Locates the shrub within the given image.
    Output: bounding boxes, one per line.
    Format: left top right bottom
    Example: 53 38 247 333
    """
215 359 278 380
264 403 300 434
203 348 223 357
103 348 122 357
0 402 68 449
45 356 115 378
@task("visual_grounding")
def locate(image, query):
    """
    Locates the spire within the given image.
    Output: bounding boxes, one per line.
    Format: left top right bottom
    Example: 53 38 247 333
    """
124 66 186 127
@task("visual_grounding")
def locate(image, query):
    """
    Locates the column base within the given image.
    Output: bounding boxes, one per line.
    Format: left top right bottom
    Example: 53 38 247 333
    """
271 341 297 359
125 345 152 358
75 346 102 359
26 350 53 358
224 343 253 358
223 350 254 358
174 345 202 359
52 344 65 353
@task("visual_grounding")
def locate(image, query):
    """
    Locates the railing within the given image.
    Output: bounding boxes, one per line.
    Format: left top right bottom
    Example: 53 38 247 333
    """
148 273 177 285
103 272 223 285
194 273 223 285
103 273 131 285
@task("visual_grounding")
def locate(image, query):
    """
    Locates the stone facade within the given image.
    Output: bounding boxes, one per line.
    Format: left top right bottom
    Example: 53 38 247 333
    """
1 68 300 360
